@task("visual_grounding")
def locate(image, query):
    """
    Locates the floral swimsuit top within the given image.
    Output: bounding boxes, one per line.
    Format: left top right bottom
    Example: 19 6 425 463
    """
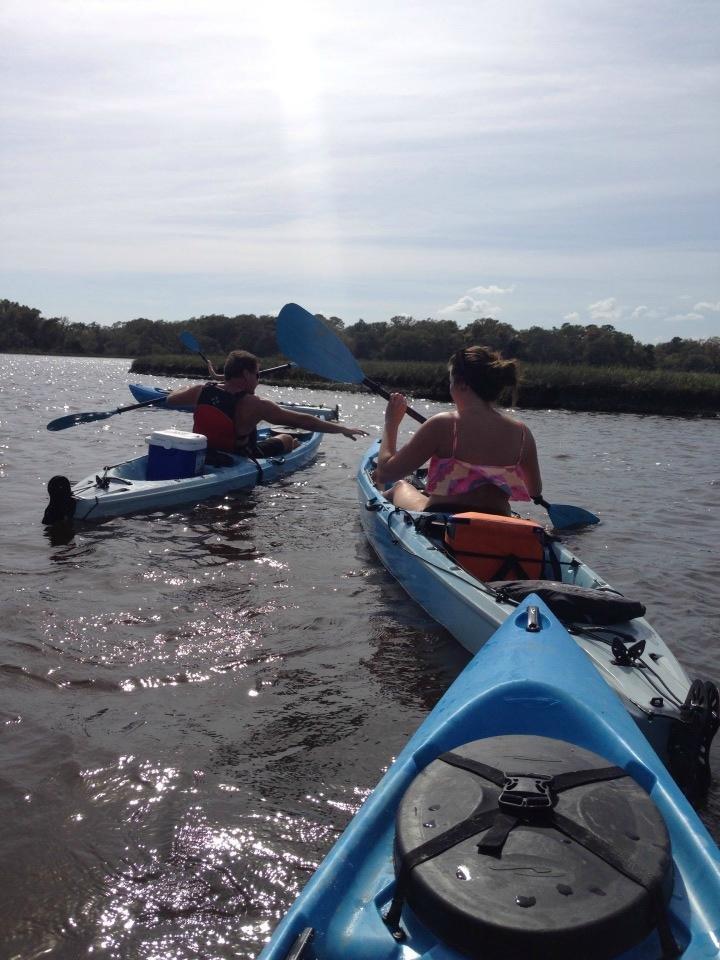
425 418 531 502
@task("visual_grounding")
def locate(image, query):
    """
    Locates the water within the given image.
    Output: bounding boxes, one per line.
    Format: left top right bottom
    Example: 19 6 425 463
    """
1 354 719 959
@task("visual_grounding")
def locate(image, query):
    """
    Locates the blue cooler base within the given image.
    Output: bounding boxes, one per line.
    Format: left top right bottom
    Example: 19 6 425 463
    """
147 445 201 480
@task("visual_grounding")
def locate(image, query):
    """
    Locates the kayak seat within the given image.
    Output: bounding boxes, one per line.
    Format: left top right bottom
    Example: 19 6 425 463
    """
204 449 236 468
443 512 548 582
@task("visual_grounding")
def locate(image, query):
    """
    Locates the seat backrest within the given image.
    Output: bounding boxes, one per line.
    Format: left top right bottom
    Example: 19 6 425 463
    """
444 512 546 582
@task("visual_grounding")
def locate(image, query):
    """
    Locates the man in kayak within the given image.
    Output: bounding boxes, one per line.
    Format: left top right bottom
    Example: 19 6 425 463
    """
375 345 542 516
166 350 368 455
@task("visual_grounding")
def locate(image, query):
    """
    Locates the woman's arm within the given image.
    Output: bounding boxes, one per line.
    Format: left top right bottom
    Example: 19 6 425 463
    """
207 360 223 381
375 394 444 484
520 427 542 499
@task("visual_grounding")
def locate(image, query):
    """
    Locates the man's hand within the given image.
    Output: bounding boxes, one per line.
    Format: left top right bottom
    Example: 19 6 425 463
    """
340 426 370 441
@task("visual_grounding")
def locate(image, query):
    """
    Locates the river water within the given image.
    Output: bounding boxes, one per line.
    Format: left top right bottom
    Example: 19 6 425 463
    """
1 354 719 960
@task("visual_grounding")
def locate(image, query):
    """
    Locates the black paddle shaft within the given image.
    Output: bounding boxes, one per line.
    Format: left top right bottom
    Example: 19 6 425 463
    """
362 377 426 424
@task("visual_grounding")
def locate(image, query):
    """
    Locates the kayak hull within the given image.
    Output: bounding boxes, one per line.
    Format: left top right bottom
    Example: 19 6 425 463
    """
70 427 325 520
356 440 716 797
258 596 720 960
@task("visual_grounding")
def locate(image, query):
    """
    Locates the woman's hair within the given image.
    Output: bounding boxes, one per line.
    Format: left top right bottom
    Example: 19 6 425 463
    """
224 350 258 379
449 345 517 402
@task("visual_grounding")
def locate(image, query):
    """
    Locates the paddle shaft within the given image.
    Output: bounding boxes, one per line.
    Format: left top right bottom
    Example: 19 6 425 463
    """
362 377 426 424
46 396 166 430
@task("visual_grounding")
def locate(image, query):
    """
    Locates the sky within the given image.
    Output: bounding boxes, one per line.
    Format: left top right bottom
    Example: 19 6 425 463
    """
1 0 718 344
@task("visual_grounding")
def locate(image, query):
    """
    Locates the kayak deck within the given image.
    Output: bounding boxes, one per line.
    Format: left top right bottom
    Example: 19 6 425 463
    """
356 440 718 801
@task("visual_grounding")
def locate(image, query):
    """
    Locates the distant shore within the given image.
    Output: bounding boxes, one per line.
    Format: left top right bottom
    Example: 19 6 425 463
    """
129 355 720 418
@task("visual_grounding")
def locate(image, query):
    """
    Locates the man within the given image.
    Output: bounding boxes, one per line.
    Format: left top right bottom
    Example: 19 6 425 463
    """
166 350 367 456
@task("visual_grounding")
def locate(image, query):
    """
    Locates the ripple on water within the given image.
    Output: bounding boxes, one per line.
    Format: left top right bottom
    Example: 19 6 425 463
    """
1 358 719 958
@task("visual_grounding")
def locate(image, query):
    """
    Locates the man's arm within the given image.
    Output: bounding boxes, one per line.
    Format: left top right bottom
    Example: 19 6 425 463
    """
253 397 368 440
166 384 203 408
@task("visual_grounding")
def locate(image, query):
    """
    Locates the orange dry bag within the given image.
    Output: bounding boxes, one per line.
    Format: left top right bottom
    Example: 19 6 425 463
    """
444 512 546 582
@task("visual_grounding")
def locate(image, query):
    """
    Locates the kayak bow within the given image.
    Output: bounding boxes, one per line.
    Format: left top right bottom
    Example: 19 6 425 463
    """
259 596 720 960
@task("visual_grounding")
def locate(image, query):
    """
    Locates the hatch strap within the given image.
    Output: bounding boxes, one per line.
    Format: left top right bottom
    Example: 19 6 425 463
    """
383 753 679 957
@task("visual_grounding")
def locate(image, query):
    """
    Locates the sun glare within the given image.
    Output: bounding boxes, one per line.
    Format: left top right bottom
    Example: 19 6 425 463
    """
253 3 325 124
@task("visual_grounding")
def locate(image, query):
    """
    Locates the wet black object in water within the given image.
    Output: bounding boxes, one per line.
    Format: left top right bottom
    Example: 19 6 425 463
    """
42 475 76 525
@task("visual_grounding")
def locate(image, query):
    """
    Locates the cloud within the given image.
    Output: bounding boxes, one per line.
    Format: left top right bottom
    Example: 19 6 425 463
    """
468 284 515 296
630 305 663 321
663 312 705 324
694 300 720 312
438 282 514 317
563 312 580 322
588 297 624 323
438 295 498 317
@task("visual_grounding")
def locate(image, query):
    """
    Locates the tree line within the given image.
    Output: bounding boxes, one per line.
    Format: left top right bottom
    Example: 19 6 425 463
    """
2 298 718 374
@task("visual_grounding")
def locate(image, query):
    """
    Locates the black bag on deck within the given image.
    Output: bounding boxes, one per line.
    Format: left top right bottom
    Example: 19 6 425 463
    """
489 580 646 626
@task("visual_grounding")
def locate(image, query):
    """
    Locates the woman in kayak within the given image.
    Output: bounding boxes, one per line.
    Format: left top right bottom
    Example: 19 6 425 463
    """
166 350 368 455
375 345 541 516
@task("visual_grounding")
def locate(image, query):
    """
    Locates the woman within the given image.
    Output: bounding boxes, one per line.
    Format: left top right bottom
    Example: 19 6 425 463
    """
375 346 541 516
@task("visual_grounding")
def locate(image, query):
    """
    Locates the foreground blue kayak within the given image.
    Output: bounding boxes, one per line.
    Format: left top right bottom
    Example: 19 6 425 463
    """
356 441 718 801
128 383 338 421
259 596 720 960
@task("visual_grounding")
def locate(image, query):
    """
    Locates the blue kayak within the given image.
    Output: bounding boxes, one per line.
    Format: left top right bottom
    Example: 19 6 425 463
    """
356 440 718 801
128 383 338 421
62 420 333 521
258 595 720 960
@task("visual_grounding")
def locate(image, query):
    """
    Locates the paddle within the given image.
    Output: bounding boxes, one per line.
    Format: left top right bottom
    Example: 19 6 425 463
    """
179 330 212 368
180 330 294 379
276 303 599 530
47 397 167 431
530 496 599 531
276 303 426 423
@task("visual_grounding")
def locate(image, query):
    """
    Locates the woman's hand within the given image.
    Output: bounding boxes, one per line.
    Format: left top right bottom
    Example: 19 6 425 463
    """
385 393 407 428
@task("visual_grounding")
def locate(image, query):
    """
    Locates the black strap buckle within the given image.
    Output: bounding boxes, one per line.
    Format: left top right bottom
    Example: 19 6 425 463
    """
498 774 555 814
611 637 646 666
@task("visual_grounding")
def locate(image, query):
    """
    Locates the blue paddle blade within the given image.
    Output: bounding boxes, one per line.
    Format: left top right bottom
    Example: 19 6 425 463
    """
546 502 600 530
276 303 365 384
180 331 201 353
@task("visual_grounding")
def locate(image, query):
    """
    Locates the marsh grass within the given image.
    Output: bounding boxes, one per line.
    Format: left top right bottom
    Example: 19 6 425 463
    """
130 356 720 416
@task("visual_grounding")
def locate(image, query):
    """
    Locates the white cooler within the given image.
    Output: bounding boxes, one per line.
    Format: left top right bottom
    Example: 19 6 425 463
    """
146 429 207 480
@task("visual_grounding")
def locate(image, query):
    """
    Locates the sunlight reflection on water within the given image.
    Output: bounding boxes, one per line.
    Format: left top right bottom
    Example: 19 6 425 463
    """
0 355 718 958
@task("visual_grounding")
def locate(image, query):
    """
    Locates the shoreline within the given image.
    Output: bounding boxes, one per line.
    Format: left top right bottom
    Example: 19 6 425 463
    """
129 356 720 419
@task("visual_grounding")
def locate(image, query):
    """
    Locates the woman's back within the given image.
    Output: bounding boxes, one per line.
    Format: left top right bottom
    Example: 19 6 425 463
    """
431 408 525 466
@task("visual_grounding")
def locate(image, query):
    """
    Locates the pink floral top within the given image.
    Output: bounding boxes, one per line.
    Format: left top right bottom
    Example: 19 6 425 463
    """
425 420 531 501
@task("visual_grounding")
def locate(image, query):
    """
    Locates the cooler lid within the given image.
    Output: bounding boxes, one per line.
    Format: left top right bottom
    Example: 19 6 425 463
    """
149 429 207 450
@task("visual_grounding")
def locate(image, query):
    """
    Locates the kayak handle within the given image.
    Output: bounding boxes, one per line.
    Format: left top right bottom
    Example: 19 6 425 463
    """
526 605 541 633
